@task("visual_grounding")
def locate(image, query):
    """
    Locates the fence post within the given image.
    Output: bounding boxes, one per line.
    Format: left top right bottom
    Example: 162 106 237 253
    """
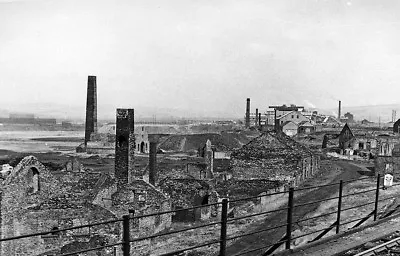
220 199 228 256
122 215 130 256
286 188 294 250
374 174 381 221
336 180 343 234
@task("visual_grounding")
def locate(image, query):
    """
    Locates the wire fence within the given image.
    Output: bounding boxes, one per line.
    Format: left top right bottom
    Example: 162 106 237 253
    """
1 174 398 256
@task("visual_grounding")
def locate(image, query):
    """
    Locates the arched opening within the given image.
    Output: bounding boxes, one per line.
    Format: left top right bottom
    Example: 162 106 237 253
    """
117 135 127 148
27 167 40 194
140 142 145 153
201 194 209 205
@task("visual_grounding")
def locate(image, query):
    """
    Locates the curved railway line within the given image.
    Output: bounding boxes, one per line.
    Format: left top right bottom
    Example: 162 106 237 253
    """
342 231 400 256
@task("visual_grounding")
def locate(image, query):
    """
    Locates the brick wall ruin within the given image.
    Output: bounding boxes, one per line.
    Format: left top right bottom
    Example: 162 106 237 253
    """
115 108 135 184
0 156 120 256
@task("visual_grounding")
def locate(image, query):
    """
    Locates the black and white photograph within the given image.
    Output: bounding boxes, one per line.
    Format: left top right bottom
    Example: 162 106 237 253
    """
1 0 400 255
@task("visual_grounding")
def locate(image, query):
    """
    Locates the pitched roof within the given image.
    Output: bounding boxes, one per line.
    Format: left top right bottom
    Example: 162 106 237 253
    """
231 131 312 161
277 111 296 120
299 121 314 127
281 120 298 127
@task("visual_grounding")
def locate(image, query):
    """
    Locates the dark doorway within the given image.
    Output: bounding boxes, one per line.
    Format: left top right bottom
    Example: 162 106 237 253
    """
117 135 127 148
140 142 145 153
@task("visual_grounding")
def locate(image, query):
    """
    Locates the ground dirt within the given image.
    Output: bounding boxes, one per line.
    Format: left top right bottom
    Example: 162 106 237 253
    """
225 161 367 256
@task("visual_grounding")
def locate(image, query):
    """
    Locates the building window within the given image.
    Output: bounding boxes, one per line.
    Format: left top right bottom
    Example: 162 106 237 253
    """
27 167 40 194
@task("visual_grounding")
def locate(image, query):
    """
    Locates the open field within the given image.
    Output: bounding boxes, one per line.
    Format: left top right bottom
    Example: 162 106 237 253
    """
0 131 84 153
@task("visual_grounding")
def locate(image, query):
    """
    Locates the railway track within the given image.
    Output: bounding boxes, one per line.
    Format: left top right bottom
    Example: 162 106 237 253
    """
342 231 400 256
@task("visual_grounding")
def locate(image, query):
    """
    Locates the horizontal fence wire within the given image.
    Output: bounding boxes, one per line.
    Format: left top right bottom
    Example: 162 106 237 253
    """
228 190 288 203
0 218 123 242
130 221 222 243
341 188 376 198
294 182 341 192
158 239 221 256
294 177 372 192
60 242 124 256
340 216 373 226
342 176 372 184
231 239 289 256
291 225 337 240
294 196 340 208
294 210 337 224
341 201 375 212
390 183 400 187
130 202 222 220
0 175 389 256
227 207 289 223
379 196 396 202
226 223 288 241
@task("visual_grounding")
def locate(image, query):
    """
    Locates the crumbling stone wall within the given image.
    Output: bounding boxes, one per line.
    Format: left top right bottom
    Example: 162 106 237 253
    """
0 156 120 256
110 180 171 238
375 156 400 179
115 109 135 184
229 132 320 188
159 178 217 221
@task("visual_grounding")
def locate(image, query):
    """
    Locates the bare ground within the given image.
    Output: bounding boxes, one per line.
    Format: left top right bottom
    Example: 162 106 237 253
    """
224 161 367 256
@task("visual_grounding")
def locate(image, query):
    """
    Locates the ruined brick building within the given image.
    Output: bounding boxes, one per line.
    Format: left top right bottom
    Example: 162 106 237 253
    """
338 123 355 150
0 108 172 255
0 155 119 255
225 131 320 200
375 143 400 179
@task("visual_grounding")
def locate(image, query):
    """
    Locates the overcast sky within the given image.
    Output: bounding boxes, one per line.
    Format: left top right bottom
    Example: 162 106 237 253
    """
1 0 400 118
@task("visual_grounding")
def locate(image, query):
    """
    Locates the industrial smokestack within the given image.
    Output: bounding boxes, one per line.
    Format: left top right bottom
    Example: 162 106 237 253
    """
255 108 259 126
338 100 341 120
85 75 97 144
245 98 250 128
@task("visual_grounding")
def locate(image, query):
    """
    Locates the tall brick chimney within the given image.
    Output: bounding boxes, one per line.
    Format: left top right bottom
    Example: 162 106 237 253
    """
85 76 97 144
338 100 341 120
204 139 213 178
245 98 250 128
148 135 159 186
115 108 135 184
258 113 261 126
255 108 259 126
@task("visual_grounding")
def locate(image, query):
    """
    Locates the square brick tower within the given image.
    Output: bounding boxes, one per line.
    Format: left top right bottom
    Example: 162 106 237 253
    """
85 75 97 144
115 109 136 184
